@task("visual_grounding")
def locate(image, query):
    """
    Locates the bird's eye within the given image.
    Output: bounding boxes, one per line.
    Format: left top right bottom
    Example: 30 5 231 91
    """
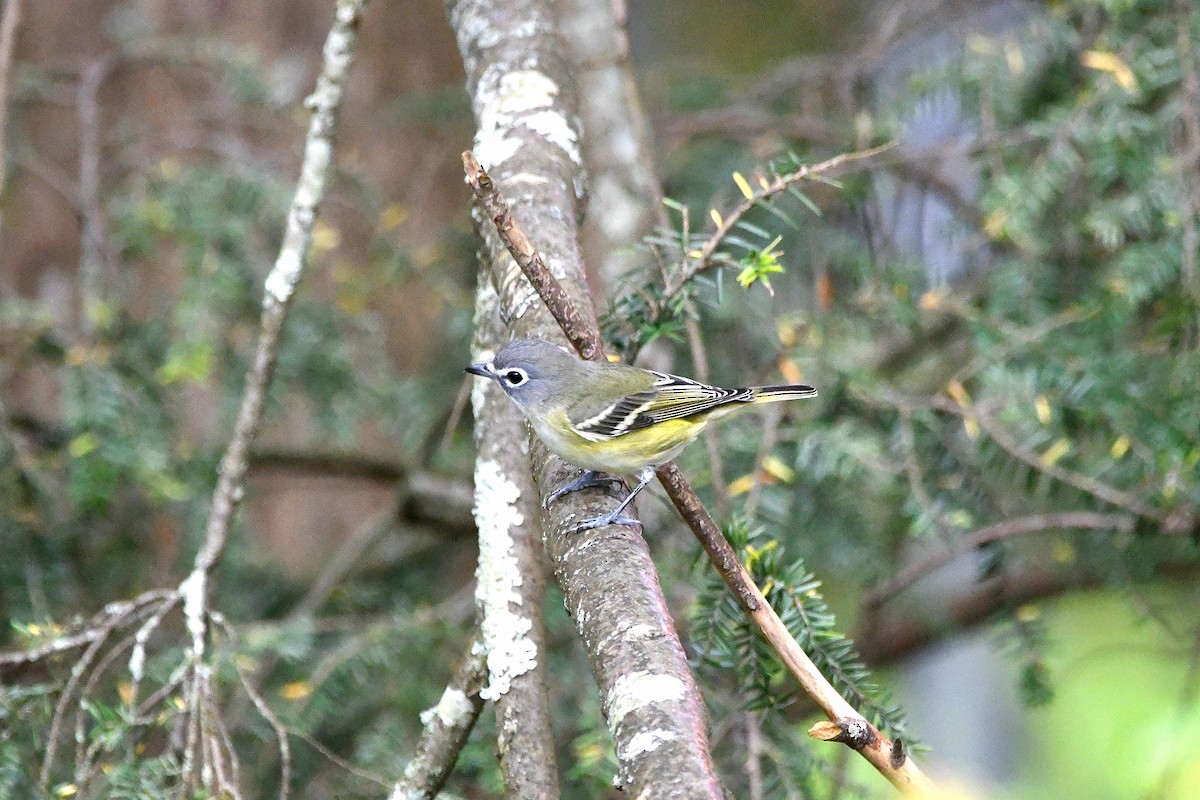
503 369 528 386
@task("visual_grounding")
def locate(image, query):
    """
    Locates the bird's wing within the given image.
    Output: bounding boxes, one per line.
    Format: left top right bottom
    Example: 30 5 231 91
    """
569 371 751 440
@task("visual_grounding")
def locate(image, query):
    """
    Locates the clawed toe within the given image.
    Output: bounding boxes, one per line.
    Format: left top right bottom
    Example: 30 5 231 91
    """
568 512 643 534
543 470 625 509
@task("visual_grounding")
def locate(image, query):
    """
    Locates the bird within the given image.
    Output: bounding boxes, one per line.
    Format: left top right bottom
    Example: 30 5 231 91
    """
466 338 817 531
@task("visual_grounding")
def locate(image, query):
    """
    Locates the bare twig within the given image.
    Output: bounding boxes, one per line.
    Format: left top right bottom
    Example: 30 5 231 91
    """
655 464 933 794
388 640 488 800
463 149 604 362
463 148 936 794
0 0 22 195
863 511 1137 608
183 0 366 656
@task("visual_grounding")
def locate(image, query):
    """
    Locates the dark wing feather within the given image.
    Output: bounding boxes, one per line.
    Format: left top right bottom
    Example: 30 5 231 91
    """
572 371 751 439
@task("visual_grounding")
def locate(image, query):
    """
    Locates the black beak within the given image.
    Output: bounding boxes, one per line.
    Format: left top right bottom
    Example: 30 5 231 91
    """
465 363 492 377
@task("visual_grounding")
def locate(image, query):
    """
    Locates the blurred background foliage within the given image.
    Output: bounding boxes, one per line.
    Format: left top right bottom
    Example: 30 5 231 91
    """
2 0 1199 798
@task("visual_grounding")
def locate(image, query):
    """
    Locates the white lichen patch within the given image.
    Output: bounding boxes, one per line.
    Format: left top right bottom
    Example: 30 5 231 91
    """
264 249 303 305
473 69 580 169
606 672 686 727
624 729 678 758
473 459 538 701
522 109 581 165
419 687 473 728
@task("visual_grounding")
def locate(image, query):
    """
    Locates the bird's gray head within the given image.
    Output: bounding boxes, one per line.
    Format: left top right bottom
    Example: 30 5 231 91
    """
465 339 579 410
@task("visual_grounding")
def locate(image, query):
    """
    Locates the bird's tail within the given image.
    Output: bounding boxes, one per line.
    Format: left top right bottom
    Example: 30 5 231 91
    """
749 384 818 403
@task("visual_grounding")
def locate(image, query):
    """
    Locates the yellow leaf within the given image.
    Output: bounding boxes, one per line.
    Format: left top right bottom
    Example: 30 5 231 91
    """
777 357 803 386
1052 540 1076 564
118 682 134 704
963 415 980 440
280 680 313 700
310 221 340 254
158 158 182 179
756 173 771 190
1164 477 1178 501
709 208 724 228
1081 50 1137 90
1111 435 1131 459
948 509 973 528
1040 437 1072 468
918 290 945 310
1035 395 1052 425
762 455 796 484
732 171 754 200
65 345 90 367
69 433 99 458
1015 603 1040 623
946 380 971 407
379 202 409 230
56 785 78 797
776 319 798 348
1005 40 1025 75
727 473 755 497
983 210 1007 240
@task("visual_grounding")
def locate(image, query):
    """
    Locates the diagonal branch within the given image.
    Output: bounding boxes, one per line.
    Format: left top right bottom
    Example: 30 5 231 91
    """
183 0 366 653
388 639 489 800
462 151 936 795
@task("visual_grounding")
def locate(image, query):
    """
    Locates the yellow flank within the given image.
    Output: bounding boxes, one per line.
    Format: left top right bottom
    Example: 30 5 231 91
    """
532 410 704 473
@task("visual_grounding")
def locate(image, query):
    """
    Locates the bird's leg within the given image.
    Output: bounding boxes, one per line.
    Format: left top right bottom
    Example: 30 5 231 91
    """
543 469 627 509
569 468 654 533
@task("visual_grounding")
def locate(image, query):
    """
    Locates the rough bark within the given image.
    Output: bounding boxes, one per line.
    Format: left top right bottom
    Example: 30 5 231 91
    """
448 0 724 796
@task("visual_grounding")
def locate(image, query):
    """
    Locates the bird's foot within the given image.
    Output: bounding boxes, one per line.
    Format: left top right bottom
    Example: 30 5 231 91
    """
543 470 626 509
567 510 643 534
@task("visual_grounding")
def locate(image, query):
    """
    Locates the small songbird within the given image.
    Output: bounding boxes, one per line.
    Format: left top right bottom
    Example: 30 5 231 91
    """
466 339 817 531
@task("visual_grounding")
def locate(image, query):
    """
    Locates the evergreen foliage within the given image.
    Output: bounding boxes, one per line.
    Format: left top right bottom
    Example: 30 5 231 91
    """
3 0 1199 797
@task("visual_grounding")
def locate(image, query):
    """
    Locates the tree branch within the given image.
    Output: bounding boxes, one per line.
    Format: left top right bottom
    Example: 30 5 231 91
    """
863 511 1137 609
469 282 560 797
450 0 724 793
461 120 936 799
388 640 489 800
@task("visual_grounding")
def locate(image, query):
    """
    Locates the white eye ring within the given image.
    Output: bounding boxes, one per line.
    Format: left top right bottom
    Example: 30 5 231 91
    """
502 368 529 386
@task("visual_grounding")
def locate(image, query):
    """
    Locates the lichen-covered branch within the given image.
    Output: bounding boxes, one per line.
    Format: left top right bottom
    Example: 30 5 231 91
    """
450 0 724 795
185 0 365 637
388 640 489 800
469 286 561 797
459 74 936 800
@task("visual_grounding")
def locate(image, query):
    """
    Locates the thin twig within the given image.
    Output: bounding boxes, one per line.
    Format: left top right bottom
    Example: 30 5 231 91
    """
864 511 1137 608
463 153 936 794
388 639 488 800
462 150 605 362
182 0 366 663
662 143 895 305
0 0 22 199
